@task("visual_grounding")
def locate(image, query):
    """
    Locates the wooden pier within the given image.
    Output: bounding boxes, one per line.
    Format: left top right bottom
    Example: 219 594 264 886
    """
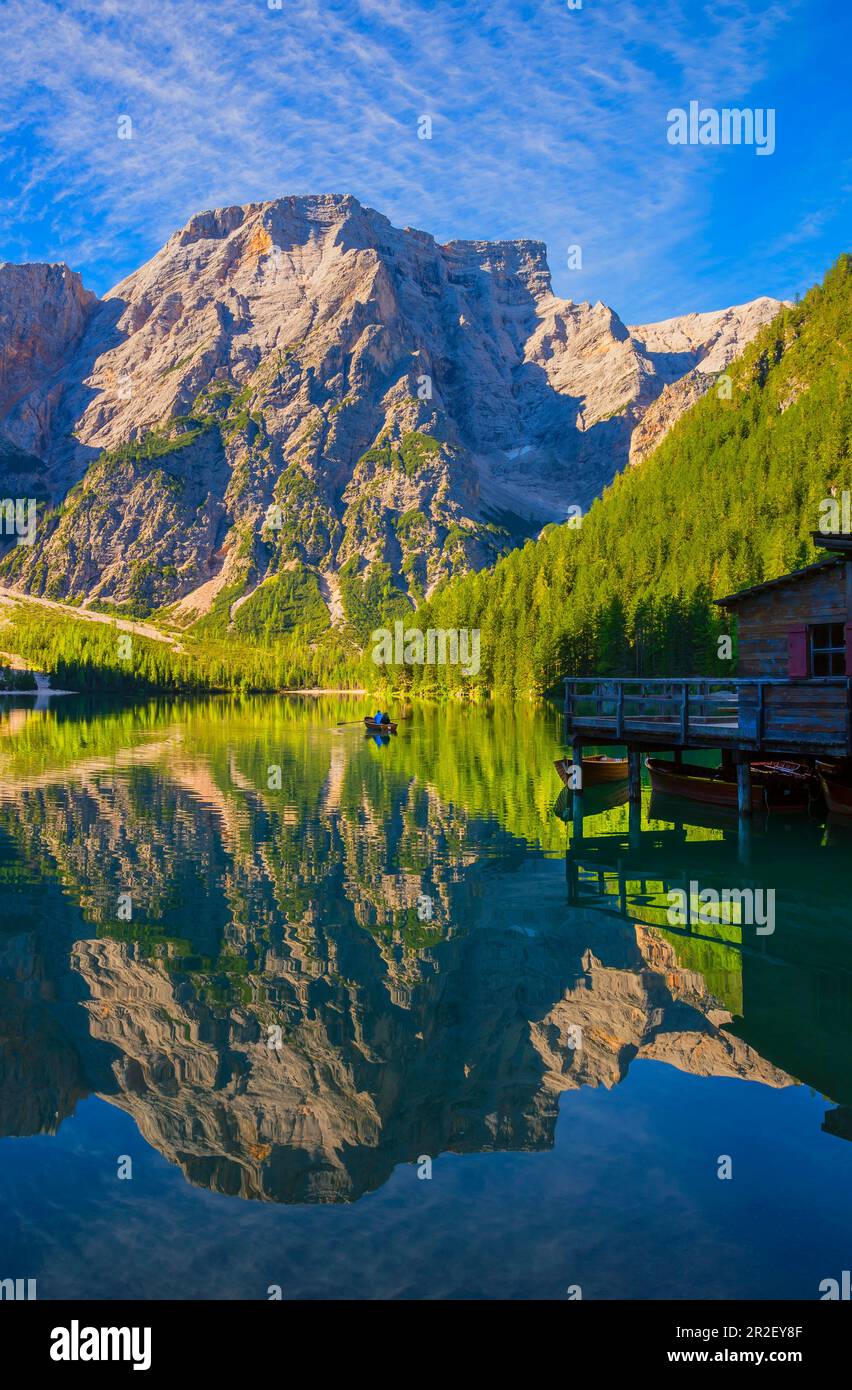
563 674 851 820
561 538 852 821
564 675 851 755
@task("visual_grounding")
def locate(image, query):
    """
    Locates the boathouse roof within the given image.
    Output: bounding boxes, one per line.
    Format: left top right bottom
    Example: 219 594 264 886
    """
713 554 845 607
810 531 852 554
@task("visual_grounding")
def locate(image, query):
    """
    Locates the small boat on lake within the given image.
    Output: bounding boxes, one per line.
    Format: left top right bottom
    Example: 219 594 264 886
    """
364 716 397 734
645 756 815 812
820 772 852 816
554 754 628 787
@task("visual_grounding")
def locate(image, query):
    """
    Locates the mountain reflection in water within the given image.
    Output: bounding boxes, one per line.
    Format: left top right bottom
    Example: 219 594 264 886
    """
1 695 851 1298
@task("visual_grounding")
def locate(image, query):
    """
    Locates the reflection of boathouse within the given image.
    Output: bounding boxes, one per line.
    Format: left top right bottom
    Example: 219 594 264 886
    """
563 534 852 816
564 816 852 1124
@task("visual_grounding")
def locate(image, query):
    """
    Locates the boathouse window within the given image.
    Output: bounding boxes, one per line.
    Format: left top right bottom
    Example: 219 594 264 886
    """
809 623 846 676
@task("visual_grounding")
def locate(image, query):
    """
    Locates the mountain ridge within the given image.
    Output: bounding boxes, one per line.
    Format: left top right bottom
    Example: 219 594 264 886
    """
0 194 783 629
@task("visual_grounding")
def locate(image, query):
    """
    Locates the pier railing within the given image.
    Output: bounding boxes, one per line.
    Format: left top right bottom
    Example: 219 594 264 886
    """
563 676 852 755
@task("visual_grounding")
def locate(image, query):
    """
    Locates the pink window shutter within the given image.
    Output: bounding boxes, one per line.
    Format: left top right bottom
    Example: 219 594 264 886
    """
787 626 808 678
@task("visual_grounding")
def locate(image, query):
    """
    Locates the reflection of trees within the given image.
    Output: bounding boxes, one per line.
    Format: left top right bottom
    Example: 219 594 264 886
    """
0 696 847 1204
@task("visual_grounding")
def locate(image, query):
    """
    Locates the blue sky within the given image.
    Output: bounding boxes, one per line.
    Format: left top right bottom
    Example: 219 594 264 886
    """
0 0 849 323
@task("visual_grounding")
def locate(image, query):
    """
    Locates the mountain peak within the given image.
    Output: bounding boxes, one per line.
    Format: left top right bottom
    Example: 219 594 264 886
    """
0 196 784 627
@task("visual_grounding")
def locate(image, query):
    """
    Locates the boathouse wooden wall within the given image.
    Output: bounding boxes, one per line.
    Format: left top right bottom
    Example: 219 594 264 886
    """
730 563 851 678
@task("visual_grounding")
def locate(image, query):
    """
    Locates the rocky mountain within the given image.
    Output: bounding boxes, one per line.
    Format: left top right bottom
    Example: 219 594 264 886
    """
0 195 783 625
626 299 786 468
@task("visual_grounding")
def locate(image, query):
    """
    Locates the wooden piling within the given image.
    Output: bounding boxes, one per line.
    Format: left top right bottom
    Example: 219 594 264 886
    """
736 758 752 819
628 796 641 850
571 736 584 843
627 748 642 805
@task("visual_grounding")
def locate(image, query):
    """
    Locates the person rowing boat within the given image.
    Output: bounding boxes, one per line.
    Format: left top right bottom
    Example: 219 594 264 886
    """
364 711 397 734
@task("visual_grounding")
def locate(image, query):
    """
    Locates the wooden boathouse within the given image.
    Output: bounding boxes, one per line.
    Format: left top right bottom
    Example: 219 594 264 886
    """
563 534 852 818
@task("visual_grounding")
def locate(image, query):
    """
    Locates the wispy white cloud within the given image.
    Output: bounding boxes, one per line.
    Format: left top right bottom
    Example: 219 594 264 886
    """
0 0 819 319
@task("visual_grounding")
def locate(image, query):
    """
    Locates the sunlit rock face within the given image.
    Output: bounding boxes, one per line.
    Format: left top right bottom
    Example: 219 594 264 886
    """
0 263 96 451
0 196 782 613
626 298 786 468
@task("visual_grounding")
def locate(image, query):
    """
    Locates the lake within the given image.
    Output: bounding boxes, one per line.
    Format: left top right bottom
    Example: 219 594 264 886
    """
0 693 850 1300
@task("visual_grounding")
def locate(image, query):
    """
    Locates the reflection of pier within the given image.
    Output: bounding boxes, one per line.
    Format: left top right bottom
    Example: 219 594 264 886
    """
565 814 852 966
565 822 777 958
564 816 852 1113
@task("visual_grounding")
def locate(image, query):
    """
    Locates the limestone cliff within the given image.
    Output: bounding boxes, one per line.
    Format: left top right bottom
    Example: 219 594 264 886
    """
0 196 782 622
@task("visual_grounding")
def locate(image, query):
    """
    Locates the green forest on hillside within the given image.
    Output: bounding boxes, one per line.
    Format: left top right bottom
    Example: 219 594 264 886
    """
0 604 366 694
397 253 852 695
1 254 849 698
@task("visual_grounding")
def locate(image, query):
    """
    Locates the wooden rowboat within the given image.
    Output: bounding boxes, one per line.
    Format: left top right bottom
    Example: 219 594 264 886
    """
581 754 629 783
645 756 813 812
554 754 628 787
364 717 397 734
820 774 852 815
